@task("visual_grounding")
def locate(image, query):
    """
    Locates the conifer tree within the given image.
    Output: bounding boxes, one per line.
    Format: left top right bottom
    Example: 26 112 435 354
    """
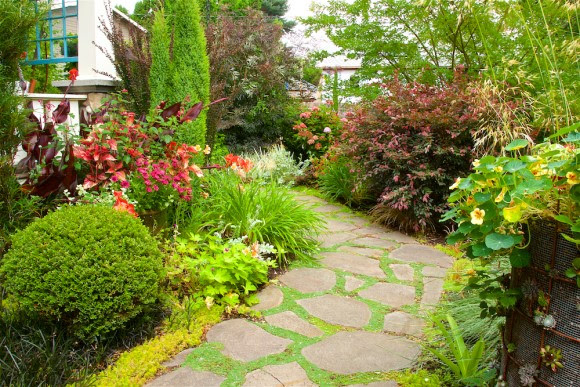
149 0 210 145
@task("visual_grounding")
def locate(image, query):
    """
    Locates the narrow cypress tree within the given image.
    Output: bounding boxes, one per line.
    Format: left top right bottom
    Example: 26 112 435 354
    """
149 10 171 110
149 0 210 145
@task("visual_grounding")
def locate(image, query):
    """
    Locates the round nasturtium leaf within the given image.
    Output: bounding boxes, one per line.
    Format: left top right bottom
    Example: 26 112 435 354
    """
503 204 522 223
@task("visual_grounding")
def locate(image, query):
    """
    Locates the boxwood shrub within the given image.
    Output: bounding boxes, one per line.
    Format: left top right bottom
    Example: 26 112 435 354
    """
0 205 163 341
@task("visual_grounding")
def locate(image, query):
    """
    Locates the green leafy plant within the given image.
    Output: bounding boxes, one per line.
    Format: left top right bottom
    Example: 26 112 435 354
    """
0 205 163 340
198 169 324 265
166 233 274 308
444 127 579 286
427 314 492 385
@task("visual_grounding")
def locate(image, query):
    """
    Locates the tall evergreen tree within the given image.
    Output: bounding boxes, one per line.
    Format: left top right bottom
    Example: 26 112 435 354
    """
149 0 210 145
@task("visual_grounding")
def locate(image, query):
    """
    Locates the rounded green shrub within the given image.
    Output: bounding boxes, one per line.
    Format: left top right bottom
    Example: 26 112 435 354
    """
0 205 163 340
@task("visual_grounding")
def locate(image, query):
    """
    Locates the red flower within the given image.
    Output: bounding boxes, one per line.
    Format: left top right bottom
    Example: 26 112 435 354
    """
113 191 138 218
69 68 78 81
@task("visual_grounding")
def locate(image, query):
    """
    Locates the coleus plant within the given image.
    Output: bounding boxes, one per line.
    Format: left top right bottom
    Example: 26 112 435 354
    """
443 123 580 311
74 98 207 191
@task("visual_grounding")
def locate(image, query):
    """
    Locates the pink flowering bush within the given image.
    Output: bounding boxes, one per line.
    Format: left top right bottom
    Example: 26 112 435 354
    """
293 102 341 158
341 70 478 231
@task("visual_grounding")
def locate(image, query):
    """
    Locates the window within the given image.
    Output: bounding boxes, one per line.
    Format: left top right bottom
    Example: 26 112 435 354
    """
25 0 79 65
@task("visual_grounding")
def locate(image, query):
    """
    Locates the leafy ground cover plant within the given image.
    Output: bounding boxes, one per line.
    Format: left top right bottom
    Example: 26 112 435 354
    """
165 233 275 311
341 70 477 231
0 205 163 341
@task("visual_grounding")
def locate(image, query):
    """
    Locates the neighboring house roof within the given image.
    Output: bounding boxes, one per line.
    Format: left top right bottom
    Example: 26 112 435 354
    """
112 8 148 34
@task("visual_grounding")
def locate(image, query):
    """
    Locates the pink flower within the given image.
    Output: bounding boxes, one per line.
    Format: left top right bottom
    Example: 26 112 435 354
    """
324 127 332 133
120 180 130 189
300 112 312 119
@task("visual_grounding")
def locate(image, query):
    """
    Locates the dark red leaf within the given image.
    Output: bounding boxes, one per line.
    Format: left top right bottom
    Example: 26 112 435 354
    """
161 102 181 121
52 100 70 124
180 102 204 123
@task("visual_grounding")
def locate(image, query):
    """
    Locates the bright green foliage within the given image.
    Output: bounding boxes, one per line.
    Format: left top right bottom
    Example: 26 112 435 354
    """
167 234 273 305
303 0 578 129
149 0 210 145
427 314 492 385
0 205 163 340
199 170 324 265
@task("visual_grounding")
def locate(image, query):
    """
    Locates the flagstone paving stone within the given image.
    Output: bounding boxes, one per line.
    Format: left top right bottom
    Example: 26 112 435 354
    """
149 193 455 386
358 283 416 308
421 277 445 310
206 319 292 362
389 264 414 281
383 311 425 338
251 286 284 311
302 331 421 374
344 275 366 292
382 231 418 244
351 236 397 249
296 294 371 328
321 251 386 278
147 369 225 387
279 268 336 294
313 204 344 213
319 232 359 248
422 266 449 278
242 362 315 387
324 218 361 233
390 244 454 268
264 311 323 338
338 245 383 258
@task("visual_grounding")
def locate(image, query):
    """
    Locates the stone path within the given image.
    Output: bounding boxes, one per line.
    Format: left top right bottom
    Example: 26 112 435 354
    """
148 193 454 386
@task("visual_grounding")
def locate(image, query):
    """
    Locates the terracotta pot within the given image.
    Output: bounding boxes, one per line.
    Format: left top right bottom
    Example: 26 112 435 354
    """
501 220 579 386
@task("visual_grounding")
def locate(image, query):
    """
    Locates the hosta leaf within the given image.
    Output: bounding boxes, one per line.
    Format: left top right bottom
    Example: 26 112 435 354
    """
509 249 531 268
485 233 516 250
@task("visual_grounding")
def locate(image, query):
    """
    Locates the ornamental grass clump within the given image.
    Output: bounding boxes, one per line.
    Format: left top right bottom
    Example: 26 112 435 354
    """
0 205 163 341
199 169 324 265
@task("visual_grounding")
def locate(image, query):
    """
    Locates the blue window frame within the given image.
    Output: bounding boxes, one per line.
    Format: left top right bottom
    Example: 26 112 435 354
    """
25 0 79 65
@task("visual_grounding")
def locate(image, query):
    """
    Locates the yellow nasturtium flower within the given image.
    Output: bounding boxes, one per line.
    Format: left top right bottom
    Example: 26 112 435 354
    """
566 171 579 185
470 208 486 225
493 166 504 173
472 159 480 168
503 204 522 223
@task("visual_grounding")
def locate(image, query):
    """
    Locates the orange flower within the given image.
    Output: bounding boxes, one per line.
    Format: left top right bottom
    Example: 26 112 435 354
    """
113 191 138 218
69 68 78 81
